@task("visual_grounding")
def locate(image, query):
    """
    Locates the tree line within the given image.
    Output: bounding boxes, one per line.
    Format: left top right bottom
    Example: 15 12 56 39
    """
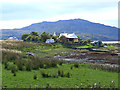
21 32 58 42
21 31 91 44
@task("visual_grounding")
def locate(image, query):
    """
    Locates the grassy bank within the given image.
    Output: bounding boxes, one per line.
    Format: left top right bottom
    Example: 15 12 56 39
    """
1 40 119 88
2 63 118 88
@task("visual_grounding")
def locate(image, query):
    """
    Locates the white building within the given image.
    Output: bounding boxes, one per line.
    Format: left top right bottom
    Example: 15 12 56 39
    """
8 37 18 40
59 33 78 38
53 32 56 36
45 39 55 43
59 33 78 42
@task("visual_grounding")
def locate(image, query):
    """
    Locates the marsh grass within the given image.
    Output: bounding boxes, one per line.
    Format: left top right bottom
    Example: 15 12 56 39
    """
89 64 119 73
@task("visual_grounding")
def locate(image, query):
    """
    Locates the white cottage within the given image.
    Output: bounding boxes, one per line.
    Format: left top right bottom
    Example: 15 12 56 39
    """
8 37 18 40
45 39 55 43
59 33 78 42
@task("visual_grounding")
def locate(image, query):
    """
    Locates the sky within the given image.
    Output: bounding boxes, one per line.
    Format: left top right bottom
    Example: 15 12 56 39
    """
0 0 119 29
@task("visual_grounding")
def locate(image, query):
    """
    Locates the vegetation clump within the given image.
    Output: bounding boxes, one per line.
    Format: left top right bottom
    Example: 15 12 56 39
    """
74 63 79 68
1 40 119 88
33 74 37 80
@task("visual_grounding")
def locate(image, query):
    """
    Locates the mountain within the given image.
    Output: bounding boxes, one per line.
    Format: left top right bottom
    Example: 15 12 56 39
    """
1 19 119 40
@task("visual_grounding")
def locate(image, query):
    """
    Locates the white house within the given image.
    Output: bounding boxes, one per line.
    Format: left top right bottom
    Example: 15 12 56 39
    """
45 39 55 43
8 37 18 40
59 33 78 42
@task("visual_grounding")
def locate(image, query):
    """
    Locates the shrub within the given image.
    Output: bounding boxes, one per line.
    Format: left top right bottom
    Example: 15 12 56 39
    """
33 65 39 70
46 83 51 88
74 63 79 68
9 65 18 73
4 63 8 69
39 63 44 68
41 71 49 78
25 61 32 71
33 74 37 80
59 62 63 66
51 62 57 67
61 71 64 77
58 70 61 76
44 63 51 69
13 72 16 76
89 64 118 73
70 66 73 69
17 62 23 71
66 72 70 78
52 73 58 78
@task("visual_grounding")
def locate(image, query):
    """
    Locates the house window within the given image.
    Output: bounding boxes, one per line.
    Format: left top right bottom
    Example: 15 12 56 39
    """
69 38 74 41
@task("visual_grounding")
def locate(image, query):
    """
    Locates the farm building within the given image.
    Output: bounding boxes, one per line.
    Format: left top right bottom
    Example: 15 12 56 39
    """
59 33 78 42
45 39 55 43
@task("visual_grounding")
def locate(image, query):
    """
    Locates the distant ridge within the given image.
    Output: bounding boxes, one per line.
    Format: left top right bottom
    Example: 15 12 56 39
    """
1 19 118 40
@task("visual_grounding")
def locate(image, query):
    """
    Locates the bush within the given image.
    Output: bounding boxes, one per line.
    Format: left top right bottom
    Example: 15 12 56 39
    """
46 83 51 88
58 70 61 76
13 72 16 76
61 71 64 77
70 66 73 69
9 64 18 73
4 63 8 69
66 72 70 78
25 61 32 71
33 65 39 70
41 71 49 78
51 62 57 67
39 63 44 68
59 62 63 66
74 63 79 68
33 74 37 80
52 73 58 78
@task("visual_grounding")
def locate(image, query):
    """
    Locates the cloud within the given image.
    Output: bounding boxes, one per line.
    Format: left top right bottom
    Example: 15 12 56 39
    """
0 0 118 29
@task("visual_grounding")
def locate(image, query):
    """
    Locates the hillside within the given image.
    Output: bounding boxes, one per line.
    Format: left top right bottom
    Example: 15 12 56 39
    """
1 19 119 40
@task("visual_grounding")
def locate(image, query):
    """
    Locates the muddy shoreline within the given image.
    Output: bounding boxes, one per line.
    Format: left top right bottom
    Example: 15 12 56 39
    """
54 49 119 66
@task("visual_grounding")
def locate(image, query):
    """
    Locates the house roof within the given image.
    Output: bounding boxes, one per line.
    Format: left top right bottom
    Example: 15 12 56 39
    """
8 37 18 40
60 33 78 38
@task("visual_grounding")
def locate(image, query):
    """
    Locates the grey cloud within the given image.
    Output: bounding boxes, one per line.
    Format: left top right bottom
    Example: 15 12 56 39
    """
1 1 117 21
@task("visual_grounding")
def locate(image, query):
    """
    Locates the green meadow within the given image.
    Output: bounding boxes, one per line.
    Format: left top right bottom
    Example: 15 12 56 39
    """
2 64 118 88
1 40 119 88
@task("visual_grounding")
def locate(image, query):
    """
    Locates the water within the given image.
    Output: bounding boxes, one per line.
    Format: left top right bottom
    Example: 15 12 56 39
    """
102 41 119 44
92 41 119 44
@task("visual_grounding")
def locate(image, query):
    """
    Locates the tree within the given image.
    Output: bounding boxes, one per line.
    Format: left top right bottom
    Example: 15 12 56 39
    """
40 32 51 42
30 32 39 36
77 36 83 43
86 38 91 43
59 36 67 43
3 38 7 40
30 36 39 42
21 34 29 41
25 35 32 41
82 40 87 45
52 35 58 41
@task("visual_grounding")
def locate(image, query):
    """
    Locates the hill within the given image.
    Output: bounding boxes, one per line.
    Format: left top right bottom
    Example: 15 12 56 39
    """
1 19 119 40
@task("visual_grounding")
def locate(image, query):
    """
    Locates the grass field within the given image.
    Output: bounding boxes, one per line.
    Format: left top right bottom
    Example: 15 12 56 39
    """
2 63 118 88
75 44 94 48
100 45 118 49
1 40 119 88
